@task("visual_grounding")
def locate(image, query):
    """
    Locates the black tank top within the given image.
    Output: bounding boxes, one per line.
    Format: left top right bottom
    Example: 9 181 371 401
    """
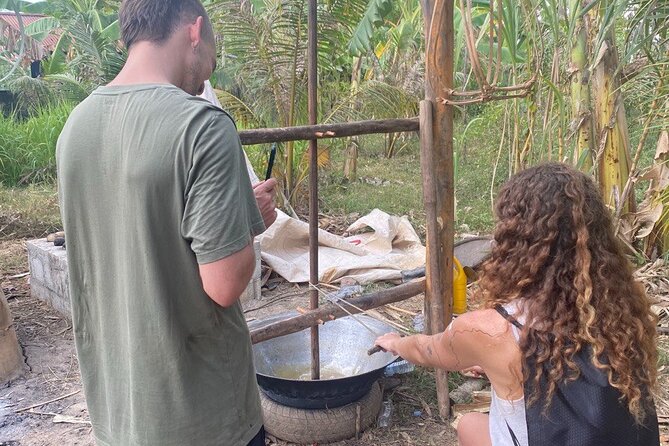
495 305 660 446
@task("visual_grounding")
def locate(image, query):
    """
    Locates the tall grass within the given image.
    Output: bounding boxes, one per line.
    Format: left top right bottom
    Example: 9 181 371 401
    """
0 102 74 186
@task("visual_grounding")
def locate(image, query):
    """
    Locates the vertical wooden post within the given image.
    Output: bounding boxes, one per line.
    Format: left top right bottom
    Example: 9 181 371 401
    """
421 0 455 419
307 0 320 380
419 101 442 336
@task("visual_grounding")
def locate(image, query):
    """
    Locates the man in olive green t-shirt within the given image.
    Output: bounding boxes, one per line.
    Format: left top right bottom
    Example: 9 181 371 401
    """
56 1 276 445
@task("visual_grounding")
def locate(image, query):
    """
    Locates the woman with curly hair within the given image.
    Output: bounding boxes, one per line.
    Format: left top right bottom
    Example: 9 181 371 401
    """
375 162 660 446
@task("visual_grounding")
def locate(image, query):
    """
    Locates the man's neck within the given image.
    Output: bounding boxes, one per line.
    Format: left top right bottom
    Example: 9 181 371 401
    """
109 42 185 89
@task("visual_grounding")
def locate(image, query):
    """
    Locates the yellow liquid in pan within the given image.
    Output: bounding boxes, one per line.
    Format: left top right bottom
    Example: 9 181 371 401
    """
273 363 362 381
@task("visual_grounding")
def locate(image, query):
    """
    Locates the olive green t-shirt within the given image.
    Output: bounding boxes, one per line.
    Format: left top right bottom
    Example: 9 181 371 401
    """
56 84 265 446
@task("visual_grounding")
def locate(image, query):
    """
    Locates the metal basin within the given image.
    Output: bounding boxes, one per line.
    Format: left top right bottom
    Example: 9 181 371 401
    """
251 314 398 409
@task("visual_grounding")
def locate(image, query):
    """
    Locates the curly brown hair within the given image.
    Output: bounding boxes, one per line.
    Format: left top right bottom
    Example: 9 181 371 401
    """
479 162 657 423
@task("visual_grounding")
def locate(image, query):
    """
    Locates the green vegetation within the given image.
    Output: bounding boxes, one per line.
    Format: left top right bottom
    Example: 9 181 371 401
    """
319 104 509 235
0 0 667 252
321 145 424 222
0 102 73 186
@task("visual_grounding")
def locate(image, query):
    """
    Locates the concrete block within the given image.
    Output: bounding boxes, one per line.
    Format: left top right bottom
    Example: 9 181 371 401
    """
26 239 71 318
26 237 263 320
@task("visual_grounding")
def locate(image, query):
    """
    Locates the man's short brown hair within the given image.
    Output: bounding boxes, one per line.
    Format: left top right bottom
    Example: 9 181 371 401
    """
119 0 213 49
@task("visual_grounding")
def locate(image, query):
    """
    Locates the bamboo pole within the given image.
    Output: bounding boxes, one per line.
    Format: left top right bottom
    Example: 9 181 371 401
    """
250 279 426 344
307 0 320 381
238 118 419 146
421 0 455 419
419 100 443 336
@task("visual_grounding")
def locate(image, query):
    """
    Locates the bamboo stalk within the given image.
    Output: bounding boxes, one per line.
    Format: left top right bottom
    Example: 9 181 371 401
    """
307 0 320 381
238 118 420 145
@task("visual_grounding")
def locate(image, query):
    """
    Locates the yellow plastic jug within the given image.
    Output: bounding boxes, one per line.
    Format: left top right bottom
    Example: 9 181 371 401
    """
452 257 467 314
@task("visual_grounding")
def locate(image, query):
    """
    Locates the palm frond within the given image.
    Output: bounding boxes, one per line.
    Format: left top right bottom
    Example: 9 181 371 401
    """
216 90 266 129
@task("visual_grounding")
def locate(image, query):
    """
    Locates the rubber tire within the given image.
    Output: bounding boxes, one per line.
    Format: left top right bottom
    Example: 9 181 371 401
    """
261 381 383 444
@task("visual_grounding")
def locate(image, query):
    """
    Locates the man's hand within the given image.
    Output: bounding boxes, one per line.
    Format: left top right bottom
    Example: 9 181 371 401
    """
253 179 278 229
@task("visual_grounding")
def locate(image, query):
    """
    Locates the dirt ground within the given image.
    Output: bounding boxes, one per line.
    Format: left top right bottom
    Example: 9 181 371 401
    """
1 240 93 446
0 238 458 446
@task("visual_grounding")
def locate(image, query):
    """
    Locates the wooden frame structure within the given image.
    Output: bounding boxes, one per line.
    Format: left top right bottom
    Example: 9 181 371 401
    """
242 0 454 418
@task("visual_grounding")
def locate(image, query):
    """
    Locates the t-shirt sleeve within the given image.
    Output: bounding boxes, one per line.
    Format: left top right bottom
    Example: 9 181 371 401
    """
181 112 265 264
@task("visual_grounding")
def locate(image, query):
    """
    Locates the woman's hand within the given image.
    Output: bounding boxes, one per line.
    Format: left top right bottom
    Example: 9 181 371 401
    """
461 365 486 378
374 332 402 356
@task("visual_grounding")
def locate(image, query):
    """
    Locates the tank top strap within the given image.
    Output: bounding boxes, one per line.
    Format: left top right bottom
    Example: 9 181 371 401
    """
495 304 523 342
494 304 524 329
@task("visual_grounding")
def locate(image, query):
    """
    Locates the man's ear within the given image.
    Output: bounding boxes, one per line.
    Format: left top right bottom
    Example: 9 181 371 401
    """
188 16 205 50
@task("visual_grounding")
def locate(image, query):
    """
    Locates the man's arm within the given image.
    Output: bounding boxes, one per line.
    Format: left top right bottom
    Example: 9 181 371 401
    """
198 243 255 308
181 112 273 308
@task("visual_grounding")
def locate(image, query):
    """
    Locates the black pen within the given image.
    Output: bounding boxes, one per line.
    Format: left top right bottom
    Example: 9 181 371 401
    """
265 143 277 181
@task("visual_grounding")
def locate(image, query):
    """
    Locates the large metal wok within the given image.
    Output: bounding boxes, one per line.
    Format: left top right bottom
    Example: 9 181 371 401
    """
251 314 398 409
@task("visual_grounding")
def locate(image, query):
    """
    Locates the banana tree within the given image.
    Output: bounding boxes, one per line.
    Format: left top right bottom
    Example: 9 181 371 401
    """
0 0 48 84
4 0 124 110
617 0 669 255
568 0 595 169
24 0 124 84
587 0 635 210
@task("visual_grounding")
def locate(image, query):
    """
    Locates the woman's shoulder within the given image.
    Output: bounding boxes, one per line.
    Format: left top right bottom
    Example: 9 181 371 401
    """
448 307 518 344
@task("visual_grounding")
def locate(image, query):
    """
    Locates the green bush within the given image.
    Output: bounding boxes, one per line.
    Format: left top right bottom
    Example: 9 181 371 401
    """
0 102 74 186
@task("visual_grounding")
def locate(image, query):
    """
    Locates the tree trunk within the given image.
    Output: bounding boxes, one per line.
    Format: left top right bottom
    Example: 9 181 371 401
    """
589 4 634 211
645 130 669 257
0 288 25 384
569 0 595 169
343 137 359 181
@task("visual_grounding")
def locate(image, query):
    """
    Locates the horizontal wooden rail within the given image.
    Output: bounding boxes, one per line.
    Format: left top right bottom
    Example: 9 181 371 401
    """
250 278 426 344
238 117 420 146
